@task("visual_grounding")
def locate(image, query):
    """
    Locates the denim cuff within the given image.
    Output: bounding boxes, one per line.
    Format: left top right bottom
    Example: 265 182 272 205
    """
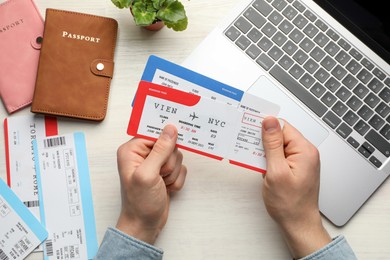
94 227 163 260
299 235 357 260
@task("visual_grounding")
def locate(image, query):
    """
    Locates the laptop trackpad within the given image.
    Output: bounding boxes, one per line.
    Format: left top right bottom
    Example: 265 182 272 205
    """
248 76 329 147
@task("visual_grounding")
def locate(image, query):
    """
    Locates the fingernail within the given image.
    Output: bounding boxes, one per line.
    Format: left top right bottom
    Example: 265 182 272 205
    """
162 125 175 140
262 118 279 132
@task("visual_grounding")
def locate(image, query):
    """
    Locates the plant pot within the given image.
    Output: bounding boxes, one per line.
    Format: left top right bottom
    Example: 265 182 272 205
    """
129 7 165 31
143 21 165 31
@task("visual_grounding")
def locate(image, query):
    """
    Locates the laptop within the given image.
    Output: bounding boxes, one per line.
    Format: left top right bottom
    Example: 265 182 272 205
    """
183 0 390 226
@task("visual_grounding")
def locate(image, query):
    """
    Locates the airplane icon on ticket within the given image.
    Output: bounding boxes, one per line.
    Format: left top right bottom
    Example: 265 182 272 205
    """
189 112 199 121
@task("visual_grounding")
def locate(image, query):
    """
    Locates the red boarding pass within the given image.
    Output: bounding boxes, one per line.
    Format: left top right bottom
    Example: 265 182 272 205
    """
128 81 282 173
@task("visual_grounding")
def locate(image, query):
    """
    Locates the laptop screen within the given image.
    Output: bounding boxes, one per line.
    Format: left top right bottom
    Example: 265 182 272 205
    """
313 0 390 64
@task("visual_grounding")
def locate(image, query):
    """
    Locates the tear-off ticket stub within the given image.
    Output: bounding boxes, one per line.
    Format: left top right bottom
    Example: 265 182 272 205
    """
33 132 98 260
0 178 47 260
128 81 281 173
4 114 58 225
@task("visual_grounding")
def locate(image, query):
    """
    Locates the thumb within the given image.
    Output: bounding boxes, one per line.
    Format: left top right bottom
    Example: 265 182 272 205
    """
262 117 285 163
143 124 178 172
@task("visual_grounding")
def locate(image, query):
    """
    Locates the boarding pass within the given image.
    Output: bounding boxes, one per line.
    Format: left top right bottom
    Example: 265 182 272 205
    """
4 114 58 225
128 81 281 173
33 132 98 260
0 178 47 260
140 55 244 106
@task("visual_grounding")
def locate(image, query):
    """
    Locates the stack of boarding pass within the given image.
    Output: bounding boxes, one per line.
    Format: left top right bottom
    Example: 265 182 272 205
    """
1 114 98 260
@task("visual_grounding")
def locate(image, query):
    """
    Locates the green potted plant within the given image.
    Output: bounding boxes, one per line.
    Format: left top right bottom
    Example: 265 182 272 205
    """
111 0 188 31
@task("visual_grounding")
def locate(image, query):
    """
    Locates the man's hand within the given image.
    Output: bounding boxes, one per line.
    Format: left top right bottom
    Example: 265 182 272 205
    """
261 117 331 259
115 125 187 245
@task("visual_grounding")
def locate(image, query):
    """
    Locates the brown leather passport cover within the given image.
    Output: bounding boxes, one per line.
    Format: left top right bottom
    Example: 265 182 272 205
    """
31 9 118 121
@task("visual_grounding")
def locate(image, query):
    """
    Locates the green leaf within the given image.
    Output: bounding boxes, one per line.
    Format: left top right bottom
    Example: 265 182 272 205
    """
157 0 186 23
132 1 157 26
111 0 132 9
124 0 188 31
164 0 176 5
165 17 188 31
152 0 165 9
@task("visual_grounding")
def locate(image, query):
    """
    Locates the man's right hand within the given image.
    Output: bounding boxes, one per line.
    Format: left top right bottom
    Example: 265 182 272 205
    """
261 116 331 259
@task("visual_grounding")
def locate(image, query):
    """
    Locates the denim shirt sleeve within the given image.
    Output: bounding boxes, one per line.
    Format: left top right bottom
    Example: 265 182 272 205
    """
94 227 163 260
94 228 355 260
299 235 357 260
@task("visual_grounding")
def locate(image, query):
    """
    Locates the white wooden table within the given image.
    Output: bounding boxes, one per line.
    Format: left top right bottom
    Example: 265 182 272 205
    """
1 0 390 259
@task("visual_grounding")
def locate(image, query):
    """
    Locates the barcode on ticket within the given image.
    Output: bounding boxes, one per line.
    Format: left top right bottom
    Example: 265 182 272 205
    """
23 200 39 208
0 249 9 260
44 136 66 148
45 239 53 256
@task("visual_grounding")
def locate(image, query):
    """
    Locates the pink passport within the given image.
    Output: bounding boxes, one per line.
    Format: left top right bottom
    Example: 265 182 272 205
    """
0 0 44 113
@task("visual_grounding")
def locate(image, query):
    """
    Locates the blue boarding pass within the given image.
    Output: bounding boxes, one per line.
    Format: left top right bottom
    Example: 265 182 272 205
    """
140 55 280 124
33 132 98 260
140 55 243 106
0 178 47 259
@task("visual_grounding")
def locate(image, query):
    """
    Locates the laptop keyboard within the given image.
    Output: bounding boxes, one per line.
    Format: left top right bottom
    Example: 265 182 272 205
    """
224 0 390 169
